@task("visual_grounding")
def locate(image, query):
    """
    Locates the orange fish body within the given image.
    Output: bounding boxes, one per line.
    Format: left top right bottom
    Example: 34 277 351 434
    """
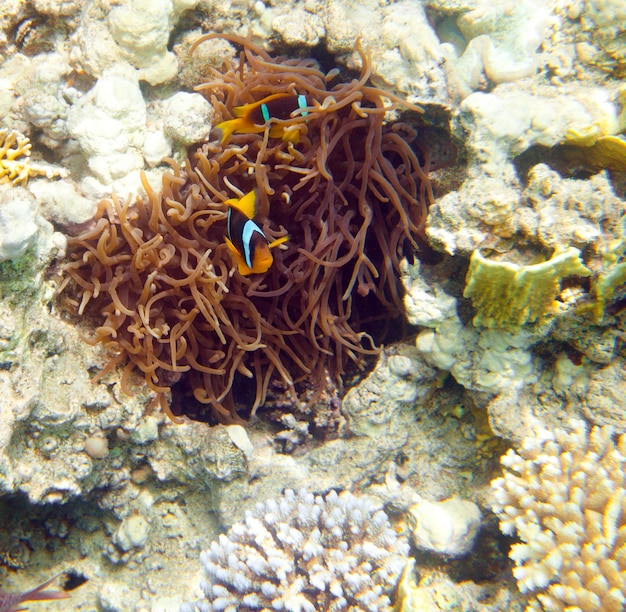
224 190 287 276
216 93 309 144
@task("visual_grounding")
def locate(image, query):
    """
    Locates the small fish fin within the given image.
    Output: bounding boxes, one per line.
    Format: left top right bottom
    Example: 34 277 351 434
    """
280 126 302 144
24 573 71 602
225 236 253 276
232 103 253 118
250 243 274 275
225 189 258 220
268 235 288 249
215 118 246 143
224 236 241 257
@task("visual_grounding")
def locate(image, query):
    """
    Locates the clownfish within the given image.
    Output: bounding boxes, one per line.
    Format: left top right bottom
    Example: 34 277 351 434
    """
215 93 309 144
224 189 288 276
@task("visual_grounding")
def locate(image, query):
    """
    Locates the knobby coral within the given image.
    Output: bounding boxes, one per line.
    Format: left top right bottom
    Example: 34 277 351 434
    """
59 35 434 422
180 488 409 612
491 419 626 612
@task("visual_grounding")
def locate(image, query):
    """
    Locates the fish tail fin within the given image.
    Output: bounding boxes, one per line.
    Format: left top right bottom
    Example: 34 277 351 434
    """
24 573 71 603
215 118 246 143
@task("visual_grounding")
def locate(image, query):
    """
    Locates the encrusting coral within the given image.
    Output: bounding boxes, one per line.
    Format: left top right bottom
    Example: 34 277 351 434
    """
491 419 626 612
58 35 436 422
463 248 591 328
180 488 409 612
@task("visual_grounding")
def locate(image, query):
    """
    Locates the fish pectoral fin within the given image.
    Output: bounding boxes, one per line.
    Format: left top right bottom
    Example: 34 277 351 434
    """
268 235 289 250
280 125 302 144
225 236 253 276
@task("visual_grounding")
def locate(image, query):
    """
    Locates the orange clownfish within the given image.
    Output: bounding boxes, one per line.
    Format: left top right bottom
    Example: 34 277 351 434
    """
224 190 288 276
215 93 309 144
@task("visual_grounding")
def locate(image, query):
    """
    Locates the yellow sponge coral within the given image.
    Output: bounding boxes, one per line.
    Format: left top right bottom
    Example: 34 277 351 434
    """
463 248 591 328
492 420 626 612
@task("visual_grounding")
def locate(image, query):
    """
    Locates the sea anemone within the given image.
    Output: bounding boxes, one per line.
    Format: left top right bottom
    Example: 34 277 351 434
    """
59 34 437 423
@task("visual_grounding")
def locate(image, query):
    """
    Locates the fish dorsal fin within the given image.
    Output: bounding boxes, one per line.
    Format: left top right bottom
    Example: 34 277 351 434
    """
232 104 249 118
225 189 258 220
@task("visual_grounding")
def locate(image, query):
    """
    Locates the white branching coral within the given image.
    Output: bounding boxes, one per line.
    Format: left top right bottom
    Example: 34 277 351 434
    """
491 419 626 612
181 488 409 612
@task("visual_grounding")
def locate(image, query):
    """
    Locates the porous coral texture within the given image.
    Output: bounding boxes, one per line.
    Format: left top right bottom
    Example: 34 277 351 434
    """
59 35 433 422
491 419 626 612
181 488 409 612
0 129 32 185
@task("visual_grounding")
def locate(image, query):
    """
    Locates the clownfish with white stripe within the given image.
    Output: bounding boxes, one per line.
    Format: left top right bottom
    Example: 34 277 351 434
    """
215 93 309 144
224 189 288 276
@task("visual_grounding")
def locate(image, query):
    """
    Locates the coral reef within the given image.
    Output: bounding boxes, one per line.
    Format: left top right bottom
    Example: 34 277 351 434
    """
59 35 436 422
181 488 409 612
492 419 626 611
2 0 626 609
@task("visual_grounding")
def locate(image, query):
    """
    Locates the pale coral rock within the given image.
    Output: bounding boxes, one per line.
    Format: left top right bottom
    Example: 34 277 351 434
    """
16 52 72 144
406 269 541 393
32 0 83 15
403 261 458 328
225 425 254 459
341 345 437 437
28 178 96 226
426 175 522 255
129 415 160 445
321 2 358 53
447 0 549 96
143 129 172 167
84 435 109 460
562 357 626 433
395 559 440 612
113 514 150 552
461 91 594 175
163 92 214 146
67 63 146 195
99 581 140 612
73 0 197 84
272 8 325 47
108 0 177 85
521 164 626 250
576 0 626 74
0 186 54 262
408 497 482 557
